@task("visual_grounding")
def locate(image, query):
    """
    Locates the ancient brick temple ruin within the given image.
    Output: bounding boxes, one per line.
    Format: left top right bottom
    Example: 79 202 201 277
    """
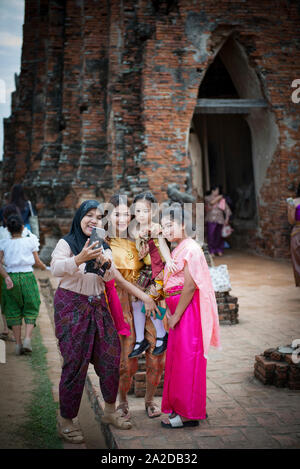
1 0 300 259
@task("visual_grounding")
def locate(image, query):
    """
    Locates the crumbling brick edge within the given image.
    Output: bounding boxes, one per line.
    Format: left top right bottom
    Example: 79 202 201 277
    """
85 372 119 449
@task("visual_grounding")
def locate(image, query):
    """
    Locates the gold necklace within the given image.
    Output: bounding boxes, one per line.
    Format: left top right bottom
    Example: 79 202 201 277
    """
123 238 135 260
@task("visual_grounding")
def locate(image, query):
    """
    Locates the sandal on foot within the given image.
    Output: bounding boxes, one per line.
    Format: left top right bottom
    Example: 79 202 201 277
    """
161 414 199 429
116 402 131 420
57 424 84 444
145 401 161 419
102 411 132 430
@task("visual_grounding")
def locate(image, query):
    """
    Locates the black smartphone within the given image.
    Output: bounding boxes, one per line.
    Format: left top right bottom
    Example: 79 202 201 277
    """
88 227 106 248
85 227 111 276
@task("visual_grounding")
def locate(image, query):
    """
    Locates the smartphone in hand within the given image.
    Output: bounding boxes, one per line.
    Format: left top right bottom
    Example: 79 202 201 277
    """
89 227 106 249
85 227 110 275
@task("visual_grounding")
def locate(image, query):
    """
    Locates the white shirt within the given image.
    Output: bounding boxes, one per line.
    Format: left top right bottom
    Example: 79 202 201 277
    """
0 226 39 250
0 237 38 273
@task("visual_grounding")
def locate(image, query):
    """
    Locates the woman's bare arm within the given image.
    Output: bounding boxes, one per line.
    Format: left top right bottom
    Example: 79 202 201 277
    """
33 251 47 270
210 195 223 205
158 237 172 263
288 205 295 225
113 269 159 316
0 251 13 289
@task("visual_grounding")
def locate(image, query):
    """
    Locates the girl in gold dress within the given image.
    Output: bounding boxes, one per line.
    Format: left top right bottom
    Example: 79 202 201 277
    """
107 194 165 420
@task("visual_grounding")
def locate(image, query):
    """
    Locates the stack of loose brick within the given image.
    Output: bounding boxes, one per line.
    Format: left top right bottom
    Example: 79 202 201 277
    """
254 347 300 390
215 292 239 325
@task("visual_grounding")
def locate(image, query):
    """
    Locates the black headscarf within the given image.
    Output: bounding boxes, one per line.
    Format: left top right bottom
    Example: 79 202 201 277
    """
63 200 109 255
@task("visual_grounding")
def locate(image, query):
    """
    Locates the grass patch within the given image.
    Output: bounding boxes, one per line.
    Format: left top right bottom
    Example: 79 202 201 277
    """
15 325 63 449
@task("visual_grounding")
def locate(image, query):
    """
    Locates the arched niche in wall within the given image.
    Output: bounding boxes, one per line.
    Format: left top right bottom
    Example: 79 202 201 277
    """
189 34 279 229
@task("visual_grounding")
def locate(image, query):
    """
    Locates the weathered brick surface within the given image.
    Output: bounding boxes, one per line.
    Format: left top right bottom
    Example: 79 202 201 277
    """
254 348 300 390
215 291 239 324
2 0 300 258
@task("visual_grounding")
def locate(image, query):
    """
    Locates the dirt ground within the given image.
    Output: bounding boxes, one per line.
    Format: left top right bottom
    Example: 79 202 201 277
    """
0 278 107 450
0 333 34 449
1 249 299 450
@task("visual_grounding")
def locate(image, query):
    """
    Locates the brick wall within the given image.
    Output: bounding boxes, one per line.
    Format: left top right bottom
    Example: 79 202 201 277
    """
2 0 300 258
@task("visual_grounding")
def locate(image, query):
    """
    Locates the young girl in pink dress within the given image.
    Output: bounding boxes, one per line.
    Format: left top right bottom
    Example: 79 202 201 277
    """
160 206 221 428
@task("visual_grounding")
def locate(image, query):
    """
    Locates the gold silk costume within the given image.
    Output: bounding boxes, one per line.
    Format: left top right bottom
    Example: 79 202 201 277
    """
109 237 143 314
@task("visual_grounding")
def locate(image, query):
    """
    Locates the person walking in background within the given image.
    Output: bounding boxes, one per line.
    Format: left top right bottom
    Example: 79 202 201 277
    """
0 192 10 226
160 205 221 428
287 183 300 287
0 199 14 341
0 214 46 355
0 204 39 249
0 204 41 340
204 185 232 257
9 184 36 232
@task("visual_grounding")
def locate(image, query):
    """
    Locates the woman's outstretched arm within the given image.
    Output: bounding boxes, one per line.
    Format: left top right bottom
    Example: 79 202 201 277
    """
113 269 160 317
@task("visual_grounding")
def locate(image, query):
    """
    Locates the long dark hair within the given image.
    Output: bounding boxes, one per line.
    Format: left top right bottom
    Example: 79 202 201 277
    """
9 184 27 210
208 184 222 195
132 191 159 223
133 191 157 205
109 193 129 209
6 214 23 235
161 203 193 237
104 193 133 238
3 204 21 223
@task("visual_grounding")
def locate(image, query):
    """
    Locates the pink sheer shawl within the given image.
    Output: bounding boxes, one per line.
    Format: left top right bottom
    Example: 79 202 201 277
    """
164 238 221 358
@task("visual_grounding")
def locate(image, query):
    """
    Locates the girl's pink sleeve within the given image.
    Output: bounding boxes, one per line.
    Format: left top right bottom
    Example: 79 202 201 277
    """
105 279 131 336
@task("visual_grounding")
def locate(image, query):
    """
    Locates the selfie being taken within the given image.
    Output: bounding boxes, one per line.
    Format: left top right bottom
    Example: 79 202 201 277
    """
0 0 299 457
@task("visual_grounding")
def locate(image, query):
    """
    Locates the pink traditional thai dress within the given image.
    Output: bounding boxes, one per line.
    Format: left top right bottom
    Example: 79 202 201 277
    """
161 238 221 420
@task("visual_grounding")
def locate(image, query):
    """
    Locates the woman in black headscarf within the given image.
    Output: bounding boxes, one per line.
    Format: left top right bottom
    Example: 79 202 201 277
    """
51 200 158 443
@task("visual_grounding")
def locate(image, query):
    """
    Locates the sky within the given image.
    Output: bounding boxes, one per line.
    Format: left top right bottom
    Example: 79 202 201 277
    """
0 0 24 161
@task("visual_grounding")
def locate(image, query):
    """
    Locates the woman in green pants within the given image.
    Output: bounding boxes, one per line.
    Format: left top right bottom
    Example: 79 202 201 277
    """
0 213 46 355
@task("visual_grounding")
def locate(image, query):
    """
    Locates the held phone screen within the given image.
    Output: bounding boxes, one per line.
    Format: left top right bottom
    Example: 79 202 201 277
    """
88 227 106 249
85 227 111 275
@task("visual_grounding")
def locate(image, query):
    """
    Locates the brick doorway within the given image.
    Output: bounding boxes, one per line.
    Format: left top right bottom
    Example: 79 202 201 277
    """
191 112 256 227
188 36 275 248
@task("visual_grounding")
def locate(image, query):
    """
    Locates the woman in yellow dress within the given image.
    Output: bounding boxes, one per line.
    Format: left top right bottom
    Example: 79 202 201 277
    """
107 194 165 420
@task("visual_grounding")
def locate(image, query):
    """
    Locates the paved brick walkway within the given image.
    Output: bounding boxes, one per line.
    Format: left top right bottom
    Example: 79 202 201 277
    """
38 250 300 449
